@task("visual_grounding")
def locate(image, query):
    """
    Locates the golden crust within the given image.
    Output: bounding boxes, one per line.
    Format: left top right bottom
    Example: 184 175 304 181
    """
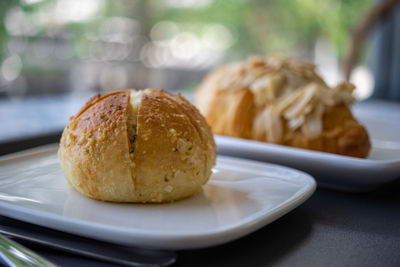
59 89 216 202
161 91 217 177
59 91 133 201
284 105 371 157
132 90 216 202
206 88 254 139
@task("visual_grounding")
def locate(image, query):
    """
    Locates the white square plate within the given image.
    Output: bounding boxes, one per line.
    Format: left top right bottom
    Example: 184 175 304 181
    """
0 145 315 250
215 101 400 192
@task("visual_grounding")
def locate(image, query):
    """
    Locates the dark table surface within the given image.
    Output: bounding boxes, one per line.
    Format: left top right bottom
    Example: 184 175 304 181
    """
1 134 400 267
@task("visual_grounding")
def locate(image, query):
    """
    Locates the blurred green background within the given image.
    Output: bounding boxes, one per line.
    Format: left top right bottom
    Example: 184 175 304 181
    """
0 0 374 98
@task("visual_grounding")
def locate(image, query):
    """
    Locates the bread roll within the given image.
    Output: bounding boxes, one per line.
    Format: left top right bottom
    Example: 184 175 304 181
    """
196 55 371 158
59 89 216 203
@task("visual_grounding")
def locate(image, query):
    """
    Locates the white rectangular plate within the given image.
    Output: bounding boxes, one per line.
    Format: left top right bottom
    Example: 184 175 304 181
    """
215 101 400 192
0 145 315 250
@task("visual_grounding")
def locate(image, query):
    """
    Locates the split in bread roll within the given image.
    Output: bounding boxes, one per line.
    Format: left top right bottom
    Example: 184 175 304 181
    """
59 89 216 203
196 55 371 158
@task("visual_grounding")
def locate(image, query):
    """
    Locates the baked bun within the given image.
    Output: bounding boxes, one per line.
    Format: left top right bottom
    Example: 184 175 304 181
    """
59 89 216 203
197 55 370 158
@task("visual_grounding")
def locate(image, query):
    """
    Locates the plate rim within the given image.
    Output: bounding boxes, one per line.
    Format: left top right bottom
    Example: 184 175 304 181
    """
215 135 400 192
0 144 316 249
215 135 400 165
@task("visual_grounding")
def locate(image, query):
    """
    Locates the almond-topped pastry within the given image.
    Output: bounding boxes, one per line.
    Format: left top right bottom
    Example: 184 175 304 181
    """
59 89 216 202
196 55 370 158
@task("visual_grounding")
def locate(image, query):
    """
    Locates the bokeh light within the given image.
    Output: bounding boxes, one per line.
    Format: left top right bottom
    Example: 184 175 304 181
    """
1 54 23 82
0 0 375 97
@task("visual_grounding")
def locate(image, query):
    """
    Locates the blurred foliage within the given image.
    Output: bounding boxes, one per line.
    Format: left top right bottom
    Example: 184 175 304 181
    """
146 0 374 60
0 0 374 62
0 0 13 58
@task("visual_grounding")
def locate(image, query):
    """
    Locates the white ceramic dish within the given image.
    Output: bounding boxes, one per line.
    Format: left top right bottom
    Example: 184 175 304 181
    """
215 101 400 192
0 145 315 250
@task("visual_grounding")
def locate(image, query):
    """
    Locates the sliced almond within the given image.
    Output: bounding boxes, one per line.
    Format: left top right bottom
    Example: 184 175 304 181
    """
302 113 322 139
283 84 317 119
288 116 305 130
266 109 283 143
274 87 305 114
